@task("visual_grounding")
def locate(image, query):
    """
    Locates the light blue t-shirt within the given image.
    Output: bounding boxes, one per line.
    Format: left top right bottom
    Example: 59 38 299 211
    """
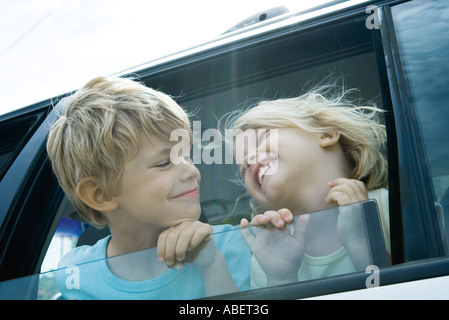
56 225 250 300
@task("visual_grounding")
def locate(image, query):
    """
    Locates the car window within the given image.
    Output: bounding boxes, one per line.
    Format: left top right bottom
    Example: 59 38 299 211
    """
37 6 391 299
391 0 449 255
2 200 388 299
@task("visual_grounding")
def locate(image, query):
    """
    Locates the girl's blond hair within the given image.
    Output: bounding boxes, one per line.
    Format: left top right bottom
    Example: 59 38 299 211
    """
47 76 191 228
227 85 388 191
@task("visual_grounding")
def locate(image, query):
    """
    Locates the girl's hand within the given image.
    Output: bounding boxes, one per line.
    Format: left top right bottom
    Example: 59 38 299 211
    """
327 179 371 270
244 208 294 228
336 204 372 271
240 209 310 286
325 178 369 206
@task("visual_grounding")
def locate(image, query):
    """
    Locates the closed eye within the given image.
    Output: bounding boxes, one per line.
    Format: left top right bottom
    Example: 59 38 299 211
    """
154 160 172 168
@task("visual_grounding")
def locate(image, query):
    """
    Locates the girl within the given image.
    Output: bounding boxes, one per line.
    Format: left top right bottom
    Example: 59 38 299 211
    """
226 85 390 288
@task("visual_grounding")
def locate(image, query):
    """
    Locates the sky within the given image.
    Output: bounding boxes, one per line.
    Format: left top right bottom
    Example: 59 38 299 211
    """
0 0 331 116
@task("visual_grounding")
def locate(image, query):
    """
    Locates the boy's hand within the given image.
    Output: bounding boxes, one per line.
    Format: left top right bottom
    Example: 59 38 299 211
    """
325 178 369 206
158 221 238 296
157 221 213 267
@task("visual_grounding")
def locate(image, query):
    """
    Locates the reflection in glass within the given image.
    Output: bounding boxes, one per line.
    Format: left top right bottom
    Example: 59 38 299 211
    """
54 224 251 300
243 200 388 288
0 201 388 299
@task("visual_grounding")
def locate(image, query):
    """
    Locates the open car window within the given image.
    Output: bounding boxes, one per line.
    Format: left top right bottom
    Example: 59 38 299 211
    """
1 200 388 300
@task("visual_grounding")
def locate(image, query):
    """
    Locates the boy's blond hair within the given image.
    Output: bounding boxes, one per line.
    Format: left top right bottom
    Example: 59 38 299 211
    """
227 86 388 191
47 76 191 228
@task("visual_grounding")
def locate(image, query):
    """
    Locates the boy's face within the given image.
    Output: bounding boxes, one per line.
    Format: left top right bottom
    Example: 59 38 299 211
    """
237 127 336 214
114 133 201 231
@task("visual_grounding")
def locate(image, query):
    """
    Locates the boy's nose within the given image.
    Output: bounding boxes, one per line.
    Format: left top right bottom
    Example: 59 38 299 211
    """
179 159 200 182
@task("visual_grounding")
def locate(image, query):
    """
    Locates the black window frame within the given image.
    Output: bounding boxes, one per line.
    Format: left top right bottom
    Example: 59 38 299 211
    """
378 1 446 261
0 101 65 282
0 107 46 181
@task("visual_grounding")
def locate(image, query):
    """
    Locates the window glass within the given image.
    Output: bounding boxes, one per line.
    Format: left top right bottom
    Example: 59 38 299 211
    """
41 218 89 273
391 0 449 253
3 200 388 299
41 198 90 273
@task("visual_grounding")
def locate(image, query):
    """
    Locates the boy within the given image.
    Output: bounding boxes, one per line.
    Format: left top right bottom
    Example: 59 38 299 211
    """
47 76 250 299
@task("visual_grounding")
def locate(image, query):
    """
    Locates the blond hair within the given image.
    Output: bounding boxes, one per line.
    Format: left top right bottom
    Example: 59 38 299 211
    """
227 86 388 191
47 76 190 228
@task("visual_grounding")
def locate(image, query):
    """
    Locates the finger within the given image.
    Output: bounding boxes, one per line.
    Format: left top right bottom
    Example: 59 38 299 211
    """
329 178 367 197
293 214 310 242
188 224 213 251
157 232 167 262
239 221 255 247
263 210 286 228
349 179 368 196
332 185 368 203
326 190 352 206
250 214 271 226
240 218 249 228
327 180 368 204
163 232 179 266
278 208 294 223
329 177 355 187
174 230 193 262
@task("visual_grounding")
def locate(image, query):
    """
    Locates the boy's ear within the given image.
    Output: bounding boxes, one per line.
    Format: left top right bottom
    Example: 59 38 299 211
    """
319 130 341 147
76 177 118 213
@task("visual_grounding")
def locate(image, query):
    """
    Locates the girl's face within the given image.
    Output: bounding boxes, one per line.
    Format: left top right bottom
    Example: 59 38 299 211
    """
237 127 339 214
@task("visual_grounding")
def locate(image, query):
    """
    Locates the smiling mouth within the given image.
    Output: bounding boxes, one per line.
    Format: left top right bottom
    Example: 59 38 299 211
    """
253 159 277 186
173 188 200 198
